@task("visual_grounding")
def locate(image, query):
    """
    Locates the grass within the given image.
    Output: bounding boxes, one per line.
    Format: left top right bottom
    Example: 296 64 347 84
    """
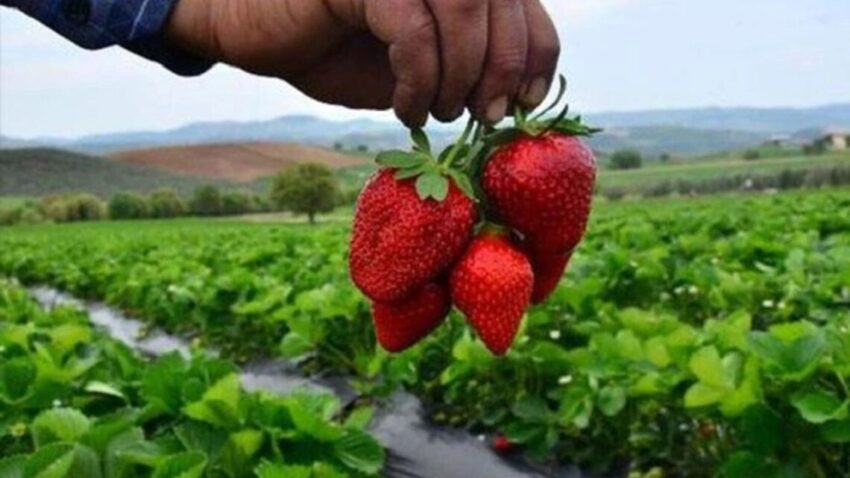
598 150 850 189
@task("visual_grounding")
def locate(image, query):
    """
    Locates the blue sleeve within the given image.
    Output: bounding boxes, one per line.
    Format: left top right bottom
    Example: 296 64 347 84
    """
1 0 213 76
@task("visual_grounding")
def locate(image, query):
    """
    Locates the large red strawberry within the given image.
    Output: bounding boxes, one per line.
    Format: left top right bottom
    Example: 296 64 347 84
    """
372 282 451 352
530 251 573 304
483 133 595 257
450 231 533 355
350 169 476 302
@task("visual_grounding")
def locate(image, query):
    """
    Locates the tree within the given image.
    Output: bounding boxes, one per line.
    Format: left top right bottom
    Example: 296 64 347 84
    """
148 189 187 218
190 185 223 216
659 152 671 163
742 149 761 161
109 192 149 219
221 191 254 216
270 163 339 224
610 149 643 170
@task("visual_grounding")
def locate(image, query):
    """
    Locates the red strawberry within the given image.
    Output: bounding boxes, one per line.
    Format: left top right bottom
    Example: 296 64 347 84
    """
350 169 476 302
483 133 596 256
450 231 533 355
491 433 515 454
372 282 450 352
530 251 572 304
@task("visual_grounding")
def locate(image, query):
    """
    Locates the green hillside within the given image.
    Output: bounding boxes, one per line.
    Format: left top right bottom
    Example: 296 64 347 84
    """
0 148 249 197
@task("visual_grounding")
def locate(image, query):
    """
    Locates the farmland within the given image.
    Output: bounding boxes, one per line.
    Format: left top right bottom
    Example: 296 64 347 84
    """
598 149 850 190
2 188 849 476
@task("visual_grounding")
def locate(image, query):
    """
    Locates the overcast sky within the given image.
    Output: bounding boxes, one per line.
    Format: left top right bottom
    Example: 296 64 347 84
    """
1 0 848 139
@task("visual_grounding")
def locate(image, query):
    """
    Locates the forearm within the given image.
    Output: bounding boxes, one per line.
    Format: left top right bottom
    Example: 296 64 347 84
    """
1 0 213 76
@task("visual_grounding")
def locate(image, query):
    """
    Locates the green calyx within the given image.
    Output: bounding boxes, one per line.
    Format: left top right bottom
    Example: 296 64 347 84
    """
481 75 602 149
373 75 598 204
374 118 479 202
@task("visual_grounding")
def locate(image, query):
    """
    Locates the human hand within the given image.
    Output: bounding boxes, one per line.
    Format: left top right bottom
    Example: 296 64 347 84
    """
165 0 561 127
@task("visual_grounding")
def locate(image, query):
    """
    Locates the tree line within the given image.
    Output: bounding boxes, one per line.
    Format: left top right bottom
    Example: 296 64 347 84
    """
1 163 345 226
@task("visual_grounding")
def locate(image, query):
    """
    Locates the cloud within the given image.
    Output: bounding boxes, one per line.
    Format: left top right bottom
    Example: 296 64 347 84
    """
542 0 634 24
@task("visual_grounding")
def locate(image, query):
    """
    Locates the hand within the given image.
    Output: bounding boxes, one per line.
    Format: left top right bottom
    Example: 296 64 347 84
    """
165 0 561 127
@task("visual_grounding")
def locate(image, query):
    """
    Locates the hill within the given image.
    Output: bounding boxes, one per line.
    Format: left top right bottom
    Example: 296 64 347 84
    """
0 148 240 197
585 103 850 133
5 104 849 157
109 142 368 182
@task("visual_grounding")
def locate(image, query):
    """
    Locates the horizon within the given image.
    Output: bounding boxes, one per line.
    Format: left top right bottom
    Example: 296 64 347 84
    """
2 0 849 138
3 102 850 143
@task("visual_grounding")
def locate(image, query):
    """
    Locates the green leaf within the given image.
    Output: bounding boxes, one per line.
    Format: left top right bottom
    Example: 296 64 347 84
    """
152 452 207 478
0 358 35 403
23 443 75 478
375 150 425 169
31 409 91 448
791 390 848 424
689 346 730 388
286 399 344 442
182 374 242 429
684 383 726 408
344 406 374 430
597 386 627 417
394 164 429 180
221 429 264 477
820 419 850 443
333 430 385 475
0 455 25 478
720 451 775 478
254 461 311 478
84 381 125 400
740 405 782 454
415 173 449 201
446 170 475 199
141 353 186 413
410 128 431 153
512 396 550 423
279 333 313 359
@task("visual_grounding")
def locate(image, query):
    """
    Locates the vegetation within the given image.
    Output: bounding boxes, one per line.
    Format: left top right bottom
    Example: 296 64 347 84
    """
148 189 188 219
108 192 150 219
0 148 238 197
271 164 340 224
0 278 385 477
2 190 849 476
609 149 643 170
190 185 225 217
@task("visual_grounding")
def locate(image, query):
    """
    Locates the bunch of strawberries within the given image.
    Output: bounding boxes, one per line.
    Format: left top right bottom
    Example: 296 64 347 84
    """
349 80 598 356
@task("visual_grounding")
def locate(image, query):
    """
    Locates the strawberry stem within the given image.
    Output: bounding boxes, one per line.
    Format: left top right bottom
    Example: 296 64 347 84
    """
440 117 476 167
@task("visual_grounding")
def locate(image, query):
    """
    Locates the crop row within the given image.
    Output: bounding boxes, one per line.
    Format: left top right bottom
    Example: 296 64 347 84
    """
0 278 385 477
2 190 850 476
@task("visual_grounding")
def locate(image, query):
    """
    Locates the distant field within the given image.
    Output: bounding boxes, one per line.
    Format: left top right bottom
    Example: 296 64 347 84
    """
599 150 850 190
110 142 367 182
0 148 239 197
0 197 30 208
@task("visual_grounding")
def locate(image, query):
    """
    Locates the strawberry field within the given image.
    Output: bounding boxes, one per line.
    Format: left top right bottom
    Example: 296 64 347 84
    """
2 189 850 477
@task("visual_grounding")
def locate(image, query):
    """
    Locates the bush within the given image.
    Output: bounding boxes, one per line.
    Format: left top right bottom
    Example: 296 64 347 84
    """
221 191 255 216
742 149 761 160
190 185 223 216
40 194 106 222
148 189 187 218
271 163 340 224
109 192 150 220
609 149 643 170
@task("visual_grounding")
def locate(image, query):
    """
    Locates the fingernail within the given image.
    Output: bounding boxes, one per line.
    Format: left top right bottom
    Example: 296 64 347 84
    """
524 77 548 106
485 96 508 124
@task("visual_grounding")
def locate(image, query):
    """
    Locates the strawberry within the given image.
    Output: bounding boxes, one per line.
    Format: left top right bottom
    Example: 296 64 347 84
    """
372 282 450 352
530 251 573 304
491 433 515 454
482 133 596 257
450 231 533 355
350 169 476 302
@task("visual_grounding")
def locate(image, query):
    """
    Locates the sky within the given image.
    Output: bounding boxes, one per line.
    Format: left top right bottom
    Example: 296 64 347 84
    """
1 0 848 139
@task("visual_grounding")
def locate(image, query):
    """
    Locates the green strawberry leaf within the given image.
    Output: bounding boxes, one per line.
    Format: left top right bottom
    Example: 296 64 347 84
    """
446 170 475 200
375 150 425 169
415 173 449 201
410 128 431 154
394 164 430 180
791 390 849 424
